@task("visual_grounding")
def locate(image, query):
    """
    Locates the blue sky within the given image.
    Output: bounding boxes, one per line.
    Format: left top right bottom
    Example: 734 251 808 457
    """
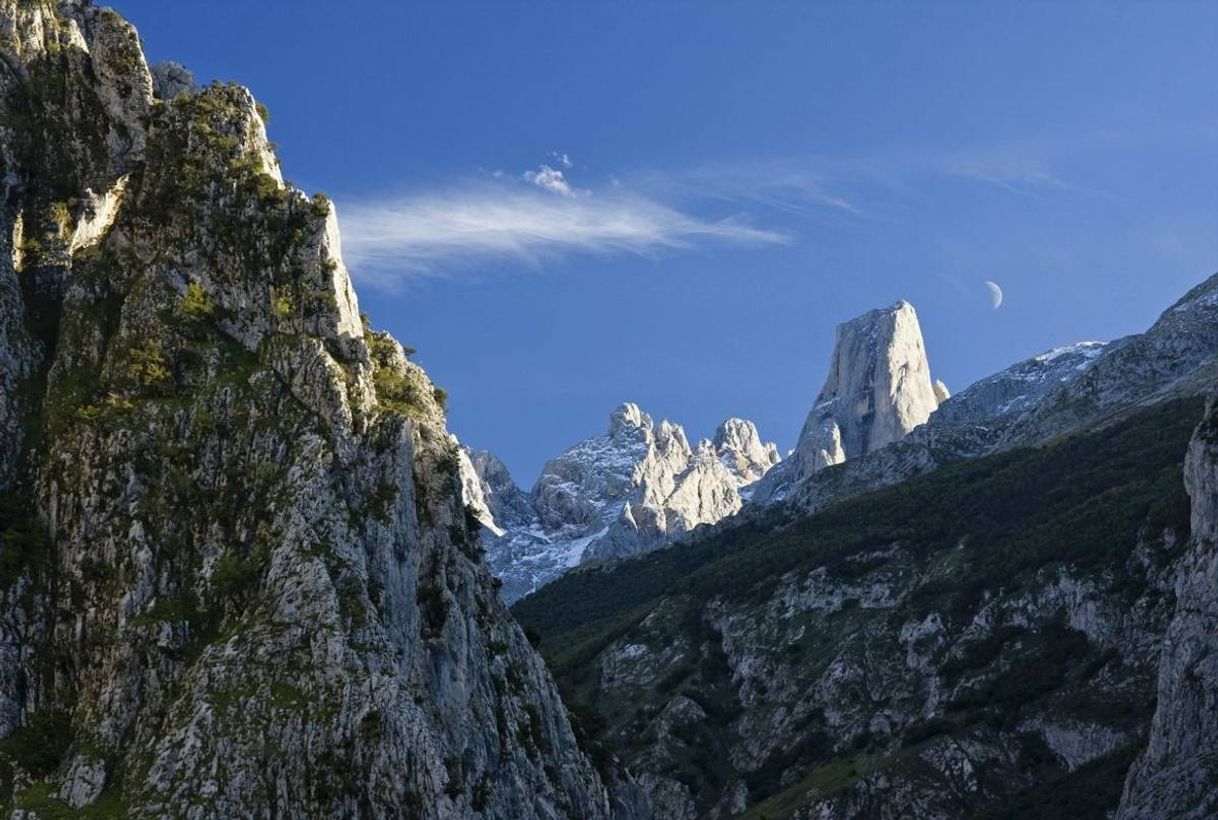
120 1 1218 484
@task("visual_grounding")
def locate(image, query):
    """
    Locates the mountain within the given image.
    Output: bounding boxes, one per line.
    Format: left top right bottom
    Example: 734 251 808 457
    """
755 300 945 503
714 418 782 490
515 396 1205 818
472 404 781 603
931 341 1110 426
0 3 627 817
512 272 1218 819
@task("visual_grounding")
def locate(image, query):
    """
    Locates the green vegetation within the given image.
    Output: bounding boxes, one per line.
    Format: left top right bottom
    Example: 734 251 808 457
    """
211 546 265 603
8 782 129 820
124 339 171 392
0 708 71 777
979 744 1143 820
366 330 437 419
177 281 215 323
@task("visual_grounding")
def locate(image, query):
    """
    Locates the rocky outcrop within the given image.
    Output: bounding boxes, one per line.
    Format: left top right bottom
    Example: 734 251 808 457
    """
1003 275 1218 446
477 404 781 602
714 418 781 488
465 448 537 533
931 341 1110 428
1118 398 1218 818
0 4 618 817
149 60 196 101
756 300 944 502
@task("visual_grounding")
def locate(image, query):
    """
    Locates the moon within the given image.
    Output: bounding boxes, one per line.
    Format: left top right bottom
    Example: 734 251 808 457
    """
985 280 1004 310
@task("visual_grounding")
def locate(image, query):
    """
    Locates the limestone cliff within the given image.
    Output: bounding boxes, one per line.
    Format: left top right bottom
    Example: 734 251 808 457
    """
756 300 943 502
0 3 617 817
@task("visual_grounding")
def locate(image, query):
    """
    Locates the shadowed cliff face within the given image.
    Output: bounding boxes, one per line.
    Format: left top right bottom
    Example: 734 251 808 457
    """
0 2 623 817
1117 397 1218 818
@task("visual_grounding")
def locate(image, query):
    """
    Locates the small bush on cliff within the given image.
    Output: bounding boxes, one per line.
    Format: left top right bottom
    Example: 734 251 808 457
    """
177 281 214 323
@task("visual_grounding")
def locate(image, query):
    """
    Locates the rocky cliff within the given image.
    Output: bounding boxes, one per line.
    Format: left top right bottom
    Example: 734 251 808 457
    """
1117 397 1218 818
0 3 618 817
475 405 780 602
755 301 944 502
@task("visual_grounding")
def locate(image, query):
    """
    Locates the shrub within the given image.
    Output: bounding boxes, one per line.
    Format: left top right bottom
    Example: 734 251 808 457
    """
211 549 261 601
126 339 171 392
178 281 215 322
272 294 293 320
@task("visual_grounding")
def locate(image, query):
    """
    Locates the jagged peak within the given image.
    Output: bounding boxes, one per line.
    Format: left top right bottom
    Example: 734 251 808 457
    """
713 416 759 444
608 401 652 436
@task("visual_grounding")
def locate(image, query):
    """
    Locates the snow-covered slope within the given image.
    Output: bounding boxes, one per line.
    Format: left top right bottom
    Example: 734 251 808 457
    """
932 341 1112 426
467 405 780 602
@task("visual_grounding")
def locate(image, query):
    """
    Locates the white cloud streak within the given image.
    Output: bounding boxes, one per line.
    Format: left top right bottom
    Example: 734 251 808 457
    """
340 184 788 284
522 164 576 196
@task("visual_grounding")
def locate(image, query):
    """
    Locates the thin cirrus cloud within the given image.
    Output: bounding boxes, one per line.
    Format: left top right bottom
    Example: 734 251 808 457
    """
338 164 789 285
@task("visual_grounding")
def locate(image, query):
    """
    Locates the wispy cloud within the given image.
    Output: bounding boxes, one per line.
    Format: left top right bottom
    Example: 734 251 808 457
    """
523 164 578 197
628 162 861 217
340 173 788 285
339 120 1179 286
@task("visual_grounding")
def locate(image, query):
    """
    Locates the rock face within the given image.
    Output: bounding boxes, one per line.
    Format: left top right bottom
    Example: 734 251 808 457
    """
1118 398 1218 818
714 417 781 489
475 405 781 602
149 60 196 101
756 300 944 501
0 4 618 817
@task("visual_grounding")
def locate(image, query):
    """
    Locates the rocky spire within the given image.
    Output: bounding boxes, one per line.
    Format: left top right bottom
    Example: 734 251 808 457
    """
789 300 942 480
714 417 781 486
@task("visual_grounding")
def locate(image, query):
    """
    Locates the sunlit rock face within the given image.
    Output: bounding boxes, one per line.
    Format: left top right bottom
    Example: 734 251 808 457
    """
714 417 782 488
755 300 944 503
795 300 942 474
474 404 781 602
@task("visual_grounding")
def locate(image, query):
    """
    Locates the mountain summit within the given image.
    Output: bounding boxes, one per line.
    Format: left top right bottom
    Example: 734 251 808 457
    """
758 300 945 500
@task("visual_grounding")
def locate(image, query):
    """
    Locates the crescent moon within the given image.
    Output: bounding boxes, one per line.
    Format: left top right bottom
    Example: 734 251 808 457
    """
985 280 1004 310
